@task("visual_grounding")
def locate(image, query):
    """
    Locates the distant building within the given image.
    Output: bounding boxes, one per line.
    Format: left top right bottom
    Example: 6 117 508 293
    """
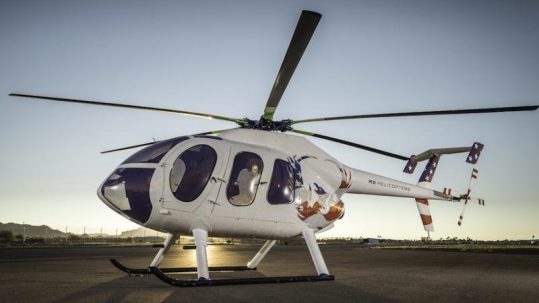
362 238 381 244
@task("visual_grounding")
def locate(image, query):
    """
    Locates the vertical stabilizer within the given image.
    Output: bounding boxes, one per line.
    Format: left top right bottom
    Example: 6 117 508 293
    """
416 198 434 232
415 155 440 233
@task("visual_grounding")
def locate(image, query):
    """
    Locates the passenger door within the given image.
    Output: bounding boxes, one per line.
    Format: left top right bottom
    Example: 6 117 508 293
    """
158 138 229 216
210 146 270 220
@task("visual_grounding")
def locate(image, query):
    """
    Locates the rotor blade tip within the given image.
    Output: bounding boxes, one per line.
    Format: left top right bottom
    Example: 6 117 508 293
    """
302 10 322 17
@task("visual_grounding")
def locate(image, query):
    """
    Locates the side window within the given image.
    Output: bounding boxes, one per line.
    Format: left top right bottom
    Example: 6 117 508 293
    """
226 152 264 206
268 159 295 204
170 145 217 202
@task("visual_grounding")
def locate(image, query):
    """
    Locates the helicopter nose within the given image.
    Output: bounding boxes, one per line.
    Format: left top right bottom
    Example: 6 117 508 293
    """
98 167 155 224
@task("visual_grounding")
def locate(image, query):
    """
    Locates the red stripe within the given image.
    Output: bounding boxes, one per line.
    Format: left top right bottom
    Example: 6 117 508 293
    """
420 214 432 225
416 198 429 205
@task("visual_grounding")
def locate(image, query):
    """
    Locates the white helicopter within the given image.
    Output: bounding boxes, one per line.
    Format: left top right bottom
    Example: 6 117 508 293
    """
10 10 538 286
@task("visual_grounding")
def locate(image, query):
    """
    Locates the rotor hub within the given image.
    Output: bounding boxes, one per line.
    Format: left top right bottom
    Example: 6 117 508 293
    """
241 118 293 132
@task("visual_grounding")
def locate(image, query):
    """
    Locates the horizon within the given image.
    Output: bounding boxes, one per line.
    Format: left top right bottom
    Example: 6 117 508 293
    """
0 221 536 241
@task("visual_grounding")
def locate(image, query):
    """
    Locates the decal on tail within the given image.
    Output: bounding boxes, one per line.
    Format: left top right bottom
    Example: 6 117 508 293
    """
414 155 439 233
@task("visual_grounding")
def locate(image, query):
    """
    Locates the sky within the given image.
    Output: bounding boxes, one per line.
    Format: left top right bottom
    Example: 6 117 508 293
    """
0 0 538 240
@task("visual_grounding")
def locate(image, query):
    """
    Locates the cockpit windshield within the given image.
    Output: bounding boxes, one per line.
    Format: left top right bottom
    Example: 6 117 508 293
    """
122 136 188 164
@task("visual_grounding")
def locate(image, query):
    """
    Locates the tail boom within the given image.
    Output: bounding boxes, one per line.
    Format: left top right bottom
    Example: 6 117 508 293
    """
345 168 452 201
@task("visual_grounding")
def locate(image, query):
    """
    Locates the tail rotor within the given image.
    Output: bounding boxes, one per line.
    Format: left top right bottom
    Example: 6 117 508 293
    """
457 168 485 226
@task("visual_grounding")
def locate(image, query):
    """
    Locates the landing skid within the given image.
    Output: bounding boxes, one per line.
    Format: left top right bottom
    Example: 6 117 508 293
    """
150 266 334 287
111 229 334 286
110 259 253 276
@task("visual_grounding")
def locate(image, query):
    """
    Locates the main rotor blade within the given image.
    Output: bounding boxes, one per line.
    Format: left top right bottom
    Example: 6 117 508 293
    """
9 93 245 125
291 129 408 161
101 141 157 154
262 10 321 121
101 129 231 154
292 105 539 124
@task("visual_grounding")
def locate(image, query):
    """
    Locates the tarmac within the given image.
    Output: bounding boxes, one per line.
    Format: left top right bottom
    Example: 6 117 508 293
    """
0 244 538 303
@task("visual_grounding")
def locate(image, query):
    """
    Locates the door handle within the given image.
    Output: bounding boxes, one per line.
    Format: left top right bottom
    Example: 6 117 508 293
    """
211 176 227 184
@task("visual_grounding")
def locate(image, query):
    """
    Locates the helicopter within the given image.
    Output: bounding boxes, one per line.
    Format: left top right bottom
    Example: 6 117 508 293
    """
9 10 538 287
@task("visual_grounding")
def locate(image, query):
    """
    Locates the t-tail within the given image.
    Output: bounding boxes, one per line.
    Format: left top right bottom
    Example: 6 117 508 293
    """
403 142 486 234
345 142 486 236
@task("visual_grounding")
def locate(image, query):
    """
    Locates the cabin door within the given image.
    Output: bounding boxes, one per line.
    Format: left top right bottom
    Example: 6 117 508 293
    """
210 147 270 221
159 139 230 216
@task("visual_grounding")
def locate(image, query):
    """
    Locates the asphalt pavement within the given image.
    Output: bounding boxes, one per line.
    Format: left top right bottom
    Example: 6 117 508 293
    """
0 245 537 303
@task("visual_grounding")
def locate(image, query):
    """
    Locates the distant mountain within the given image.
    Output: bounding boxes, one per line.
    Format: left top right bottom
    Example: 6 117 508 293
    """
0 222 165 238
0 222 65 237
86 233 115 238
119 227 165 238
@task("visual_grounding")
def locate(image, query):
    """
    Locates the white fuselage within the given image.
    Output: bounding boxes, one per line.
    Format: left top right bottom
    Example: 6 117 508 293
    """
97 129 449 239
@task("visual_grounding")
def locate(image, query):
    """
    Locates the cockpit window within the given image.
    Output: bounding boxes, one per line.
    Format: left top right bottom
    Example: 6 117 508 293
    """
122 136 189 164
170 144 217 202
226 152 264 206
267 159 295 204
101 168 154 223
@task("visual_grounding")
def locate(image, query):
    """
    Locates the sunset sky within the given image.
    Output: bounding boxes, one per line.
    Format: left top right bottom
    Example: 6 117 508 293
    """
1 0 538 240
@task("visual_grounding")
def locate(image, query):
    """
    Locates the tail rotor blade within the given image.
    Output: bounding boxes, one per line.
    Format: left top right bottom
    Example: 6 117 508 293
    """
457 198 469 226
457 168 483 226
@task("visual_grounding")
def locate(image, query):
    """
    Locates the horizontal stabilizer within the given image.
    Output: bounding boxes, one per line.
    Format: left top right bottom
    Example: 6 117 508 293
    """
403 147 469 174
403 142 484 174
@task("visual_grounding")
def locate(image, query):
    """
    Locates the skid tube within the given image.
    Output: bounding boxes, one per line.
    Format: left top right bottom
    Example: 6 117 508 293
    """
110 259 254 276
149 266 334 287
